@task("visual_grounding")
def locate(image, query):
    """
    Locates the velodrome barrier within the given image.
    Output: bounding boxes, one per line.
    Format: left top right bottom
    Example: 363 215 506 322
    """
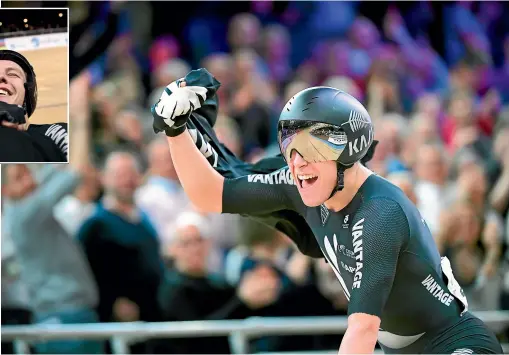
2 312 509 354
1 32 67 51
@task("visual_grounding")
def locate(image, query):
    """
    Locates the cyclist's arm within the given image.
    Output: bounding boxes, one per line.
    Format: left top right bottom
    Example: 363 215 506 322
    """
221 167 297 214
339 198 408 354
167 131 295 214
167 132 224 212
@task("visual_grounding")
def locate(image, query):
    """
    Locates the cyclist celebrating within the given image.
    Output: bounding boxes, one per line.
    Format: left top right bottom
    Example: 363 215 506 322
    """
151 71 502 354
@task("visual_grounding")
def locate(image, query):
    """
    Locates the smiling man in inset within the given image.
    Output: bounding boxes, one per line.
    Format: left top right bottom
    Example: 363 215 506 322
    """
0 50 67 162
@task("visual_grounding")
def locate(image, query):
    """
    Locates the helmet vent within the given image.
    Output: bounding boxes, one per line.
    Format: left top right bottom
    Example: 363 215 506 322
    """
302 96 319 112
286 96 295 111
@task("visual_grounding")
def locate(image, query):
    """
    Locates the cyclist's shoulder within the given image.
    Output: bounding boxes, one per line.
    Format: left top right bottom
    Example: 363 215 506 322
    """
350 175 414 240
28 122 68 135
357 174 410 214
27 122 68 161
357 175 439 254
362 173 406 197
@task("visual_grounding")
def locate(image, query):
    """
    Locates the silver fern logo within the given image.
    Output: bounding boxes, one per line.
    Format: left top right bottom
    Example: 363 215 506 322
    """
343 110 370 132
320 204 330 225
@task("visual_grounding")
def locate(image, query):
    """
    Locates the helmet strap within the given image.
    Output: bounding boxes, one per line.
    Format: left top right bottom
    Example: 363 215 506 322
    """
328 162 349 199
23 83 30 117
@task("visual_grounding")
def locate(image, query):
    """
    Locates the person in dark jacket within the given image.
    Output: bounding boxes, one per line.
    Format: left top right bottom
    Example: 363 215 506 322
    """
77 151 164 323
77 151 164 353
156 211 283 353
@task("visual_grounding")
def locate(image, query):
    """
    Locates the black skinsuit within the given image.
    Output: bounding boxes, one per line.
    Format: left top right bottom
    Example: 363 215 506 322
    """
220 169 502 354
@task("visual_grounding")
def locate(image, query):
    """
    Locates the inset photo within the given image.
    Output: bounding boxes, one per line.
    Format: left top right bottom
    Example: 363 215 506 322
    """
0 8 68 163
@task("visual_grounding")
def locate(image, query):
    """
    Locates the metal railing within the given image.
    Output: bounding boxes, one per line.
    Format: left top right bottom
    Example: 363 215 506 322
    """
2 311 509 354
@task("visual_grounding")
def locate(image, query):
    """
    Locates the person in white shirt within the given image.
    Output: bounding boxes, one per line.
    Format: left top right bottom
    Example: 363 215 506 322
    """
414 142 452 236
136 137 189 246
53 164 101 236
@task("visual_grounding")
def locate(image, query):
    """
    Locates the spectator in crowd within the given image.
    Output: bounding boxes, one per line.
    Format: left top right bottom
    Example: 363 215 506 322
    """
227 13 262 53
414 142 453 236
260 24 292 85
108 109 149 171
157 212 280 353
1 228 32 354
229 49 274 158
201 53 236 116
213 114 243 157
136 137 189 251
386 171 418 205
157 212 235 353
489 123 509 217
53 164 101 236
224 219 294 286
436 163 503 310
77 151 164 331
0 73 102 354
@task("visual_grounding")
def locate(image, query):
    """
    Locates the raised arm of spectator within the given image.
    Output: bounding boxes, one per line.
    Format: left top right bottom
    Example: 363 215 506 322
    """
16 72 93 223
489 140 509 213
480 212 503 278
366 77 385 121
70 3 119 80
384 9 449 94
69 71 92 169
450 4 491 58
490 169 509 214
435 209 454 254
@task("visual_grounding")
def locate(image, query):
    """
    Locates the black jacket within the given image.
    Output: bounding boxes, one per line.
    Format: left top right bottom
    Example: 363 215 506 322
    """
0 127 45 162
0 123 68 163
27 123 68 162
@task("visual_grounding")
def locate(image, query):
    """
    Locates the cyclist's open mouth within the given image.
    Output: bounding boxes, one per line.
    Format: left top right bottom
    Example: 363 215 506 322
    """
0 87 13 103
298 174 318 189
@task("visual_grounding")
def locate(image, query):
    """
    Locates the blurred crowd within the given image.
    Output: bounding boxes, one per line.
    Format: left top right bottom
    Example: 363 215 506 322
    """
0 9 67 35
3 1 509 354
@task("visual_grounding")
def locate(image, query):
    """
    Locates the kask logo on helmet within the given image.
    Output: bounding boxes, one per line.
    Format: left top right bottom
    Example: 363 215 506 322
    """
348 126 374 157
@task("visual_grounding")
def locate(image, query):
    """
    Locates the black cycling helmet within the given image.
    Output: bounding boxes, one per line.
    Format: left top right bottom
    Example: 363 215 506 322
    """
0 50 38 117
278 86 374 195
